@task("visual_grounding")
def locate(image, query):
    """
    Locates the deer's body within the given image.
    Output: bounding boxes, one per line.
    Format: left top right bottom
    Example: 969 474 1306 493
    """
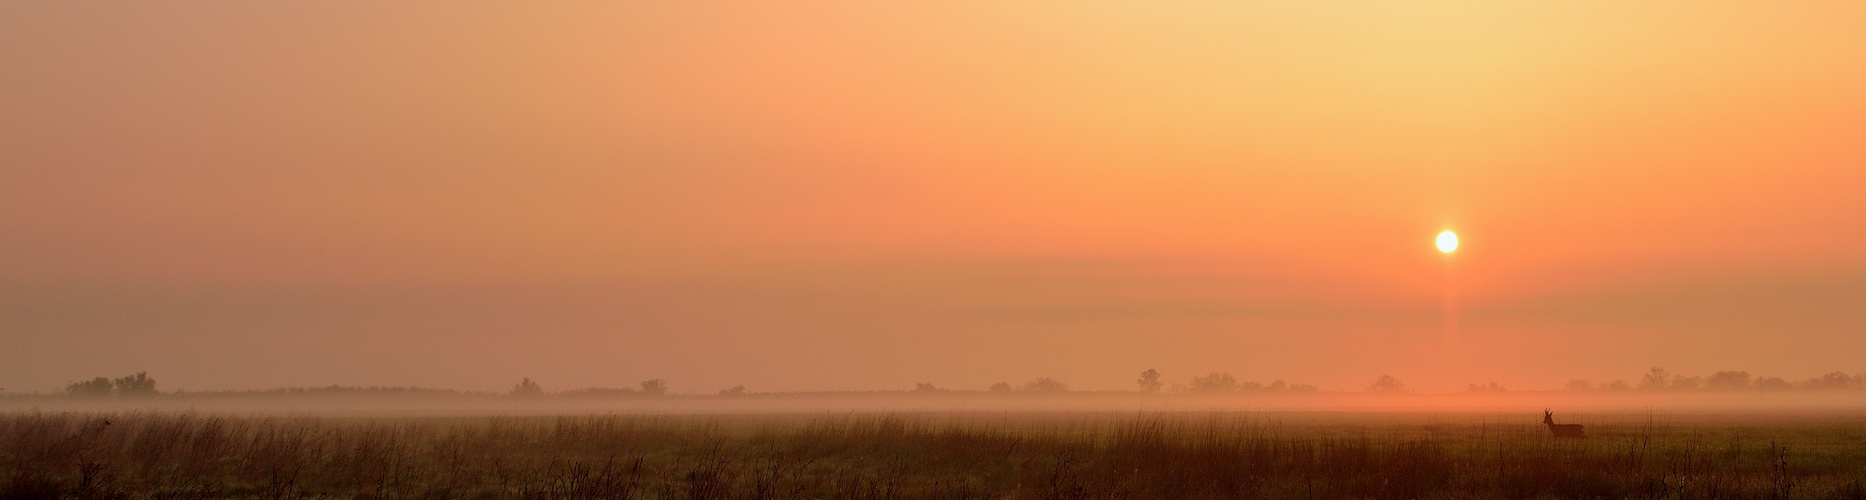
1544 410 1585 438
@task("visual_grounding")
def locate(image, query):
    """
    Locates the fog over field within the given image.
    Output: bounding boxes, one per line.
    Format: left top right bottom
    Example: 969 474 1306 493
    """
7 2 1866 398
9 2 1866 497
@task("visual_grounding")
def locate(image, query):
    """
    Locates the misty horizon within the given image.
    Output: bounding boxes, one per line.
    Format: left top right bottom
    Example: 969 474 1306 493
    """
7 4 1866 498
15 366 1866 397
6 1 1866 402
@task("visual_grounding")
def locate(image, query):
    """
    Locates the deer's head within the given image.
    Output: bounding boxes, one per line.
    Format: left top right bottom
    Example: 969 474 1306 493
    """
1543 410 1553 424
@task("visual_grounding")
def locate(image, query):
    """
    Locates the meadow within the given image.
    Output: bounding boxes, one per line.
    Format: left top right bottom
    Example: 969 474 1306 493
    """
4 411 1865 499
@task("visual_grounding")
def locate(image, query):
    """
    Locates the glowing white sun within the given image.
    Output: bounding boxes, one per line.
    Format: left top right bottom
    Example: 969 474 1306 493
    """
1436 231 1459 253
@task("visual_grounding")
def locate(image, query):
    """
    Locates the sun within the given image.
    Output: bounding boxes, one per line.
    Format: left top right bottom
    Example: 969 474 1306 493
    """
1436 231 1459 253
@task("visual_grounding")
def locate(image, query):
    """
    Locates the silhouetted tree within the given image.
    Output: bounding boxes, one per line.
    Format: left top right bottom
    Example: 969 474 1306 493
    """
1565 380 1595 392
1706 371 1752 391
1366 375 1406 393
1189 372 1238 394
718 385 746 396
1021 378 1068 392
639 379 668 395
1265 380 1289 392
66 377 113 397
1640 367 1671 390
1602 380 1630 391
1757 376 1793 392
1670 375 1703 391
511 378 544 396
988 382 1012 392
914 383 939 392
1137 369 1163 393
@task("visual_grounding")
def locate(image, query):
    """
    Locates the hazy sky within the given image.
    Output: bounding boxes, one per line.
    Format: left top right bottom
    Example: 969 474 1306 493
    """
4 1 1864 393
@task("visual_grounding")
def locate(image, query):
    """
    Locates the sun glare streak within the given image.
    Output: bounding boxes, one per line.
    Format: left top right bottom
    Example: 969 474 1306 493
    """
1437 230 1461 359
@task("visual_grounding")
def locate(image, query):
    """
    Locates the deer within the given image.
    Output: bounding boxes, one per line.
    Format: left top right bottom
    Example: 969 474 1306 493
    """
1543 409 1585 438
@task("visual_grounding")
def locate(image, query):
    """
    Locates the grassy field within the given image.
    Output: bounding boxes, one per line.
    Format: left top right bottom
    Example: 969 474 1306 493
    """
4 411 1865 499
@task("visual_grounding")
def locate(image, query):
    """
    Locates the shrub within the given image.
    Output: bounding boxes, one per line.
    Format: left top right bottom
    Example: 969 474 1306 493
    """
112 372 158 396
511 378 544 396
1021 378 1068 392
1366 375 1406 393
1805 372 1859 390
65 377 113 397
1189 372 1239 394
1706 371 1753 391
1466 382 1506 393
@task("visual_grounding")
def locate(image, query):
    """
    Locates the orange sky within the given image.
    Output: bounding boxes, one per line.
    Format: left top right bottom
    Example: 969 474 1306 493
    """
4 1 1865 393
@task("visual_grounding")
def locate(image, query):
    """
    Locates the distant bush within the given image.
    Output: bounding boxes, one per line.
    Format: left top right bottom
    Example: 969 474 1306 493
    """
1189 372 1239 394
510 378 544 397
1366 375 1406 393
1804 372 1859 391
65 377 113 397
1565 380 1594 392
1261 379 1318 393
1021 378 1068 392
913 383 940 392
639 379 668 395
1705 371 1752 391
988 382 1012 392
1136 369 1162 393
718 385 746 396
1466 382 1506 393
555 387 640 398
65 373 156 397
1619 368 1866 393
112 372 157 396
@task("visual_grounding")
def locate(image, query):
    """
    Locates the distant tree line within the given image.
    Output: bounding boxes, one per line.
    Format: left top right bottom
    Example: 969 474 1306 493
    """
979 377 1069 393
510 378 671 397
52 373 679 398
63 372 157 397
57 367 1861 397
1162 371 1321 395
1566 368 1866 393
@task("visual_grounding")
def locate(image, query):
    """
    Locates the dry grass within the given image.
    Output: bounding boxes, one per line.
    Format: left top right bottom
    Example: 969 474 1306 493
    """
3 412 1865 499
